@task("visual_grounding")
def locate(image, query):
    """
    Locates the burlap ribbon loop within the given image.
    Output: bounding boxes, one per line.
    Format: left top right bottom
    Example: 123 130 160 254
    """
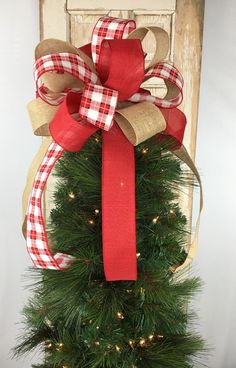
116 102 166 146
128 26 169 69
27 98 58 136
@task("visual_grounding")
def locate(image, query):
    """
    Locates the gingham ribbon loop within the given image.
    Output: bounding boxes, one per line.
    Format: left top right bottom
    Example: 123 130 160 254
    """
34 52 99 106
91 16 136 67
129 62 184 108
26 142 74 270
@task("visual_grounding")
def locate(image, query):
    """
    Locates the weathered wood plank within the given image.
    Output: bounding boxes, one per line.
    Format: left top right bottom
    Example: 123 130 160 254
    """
67 0 176 11
40 0 68 40
174 0 205 158
173 0 204 235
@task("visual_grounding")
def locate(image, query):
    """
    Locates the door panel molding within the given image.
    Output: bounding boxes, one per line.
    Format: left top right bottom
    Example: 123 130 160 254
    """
67 0 176 11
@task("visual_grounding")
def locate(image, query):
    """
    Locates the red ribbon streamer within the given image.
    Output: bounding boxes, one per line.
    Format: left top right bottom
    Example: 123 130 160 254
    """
102 124 137 280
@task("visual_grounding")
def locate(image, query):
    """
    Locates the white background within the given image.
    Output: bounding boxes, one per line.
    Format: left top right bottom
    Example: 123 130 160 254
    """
0 1 235 367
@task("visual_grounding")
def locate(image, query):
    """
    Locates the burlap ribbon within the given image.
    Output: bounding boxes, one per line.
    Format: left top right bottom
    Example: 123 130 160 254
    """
23 17 203 276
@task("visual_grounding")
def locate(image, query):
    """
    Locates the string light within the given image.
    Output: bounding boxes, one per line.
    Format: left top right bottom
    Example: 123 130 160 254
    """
56 342 64 351
94 208 100 215
136 252 141 258
169 209 176 217
95 137 100 143
96 326 100 330
139 338 146 347
157 334 164 339
152 216 159 224
115 345 121 352
128 340 134 348
126 289 132 293
68 192 75 200
117 311 125 320
88 219 95 225
141 148 148 154
140 287 145 294
95 341 100 346
46 341 52 349
148 334 154 341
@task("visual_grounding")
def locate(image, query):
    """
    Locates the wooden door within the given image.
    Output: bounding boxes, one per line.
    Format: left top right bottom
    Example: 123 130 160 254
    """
39 0 204 234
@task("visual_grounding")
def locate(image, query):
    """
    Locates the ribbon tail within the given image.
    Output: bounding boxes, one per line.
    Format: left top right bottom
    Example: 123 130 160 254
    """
22 136 53 237
156 108 203 272
102 123 137 281
25 92 99 271
171 145 203 273
26 142 68 270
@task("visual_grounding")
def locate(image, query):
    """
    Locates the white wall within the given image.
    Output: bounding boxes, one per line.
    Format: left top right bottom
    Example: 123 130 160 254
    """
0 1 40 367
0 1 235 367
195 0 236 367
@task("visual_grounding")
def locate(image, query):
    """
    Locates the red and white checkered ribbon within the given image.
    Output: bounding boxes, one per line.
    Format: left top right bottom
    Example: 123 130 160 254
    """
129 62 184 108
34 55 183 114
79 83 118 130
26 142 74 269
91 16 136 67
34 52 99 105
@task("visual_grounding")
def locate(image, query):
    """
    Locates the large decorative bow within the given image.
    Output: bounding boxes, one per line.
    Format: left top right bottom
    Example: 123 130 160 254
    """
23 16 203 281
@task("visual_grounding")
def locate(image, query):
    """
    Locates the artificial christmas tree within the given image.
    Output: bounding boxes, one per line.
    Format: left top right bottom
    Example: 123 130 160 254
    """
15 16 205 367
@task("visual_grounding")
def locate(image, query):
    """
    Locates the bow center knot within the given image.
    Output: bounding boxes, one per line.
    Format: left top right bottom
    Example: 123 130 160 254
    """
79 83 118 131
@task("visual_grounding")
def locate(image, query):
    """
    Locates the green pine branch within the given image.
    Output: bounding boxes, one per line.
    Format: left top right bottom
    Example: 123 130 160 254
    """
14 133 207 367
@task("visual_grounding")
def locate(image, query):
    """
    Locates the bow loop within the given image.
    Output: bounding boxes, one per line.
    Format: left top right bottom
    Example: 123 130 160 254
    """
97 38 145 101
50 92 98 152
91 16 136 67
34 51 99 105
116 102 166 146
127 26 169 69
128 62 184 108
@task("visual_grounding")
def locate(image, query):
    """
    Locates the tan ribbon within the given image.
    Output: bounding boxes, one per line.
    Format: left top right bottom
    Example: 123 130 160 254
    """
172 146 203 272
22 29 203 273
128 26 169 69
116 102 166 145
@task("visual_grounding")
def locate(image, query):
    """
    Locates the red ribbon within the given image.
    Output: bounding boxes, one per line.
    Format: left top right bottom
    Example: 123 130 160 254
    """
50 39 143 280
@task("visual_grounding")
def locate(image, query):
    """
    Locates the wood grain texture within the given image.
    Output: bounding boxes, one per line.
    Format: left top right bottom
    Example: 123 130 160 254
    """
40 0 68 40
173 0 204 233
174 0 205 158
67 0 176 11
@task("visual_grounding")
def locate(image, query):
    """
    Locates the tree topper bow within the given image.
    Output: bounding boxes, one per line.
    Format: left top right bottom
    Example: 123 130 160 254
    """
23 16 203 281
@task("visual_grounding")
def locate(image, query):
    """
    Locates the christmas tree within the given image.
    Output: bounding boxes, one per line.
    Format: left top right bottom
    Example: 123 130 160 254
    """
15 134 205 368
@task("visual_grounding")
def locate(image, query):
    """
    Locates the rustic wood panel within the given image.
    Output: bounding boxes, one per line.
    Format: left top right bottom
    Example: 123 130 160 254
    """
174 0 204 157
173 0 204 225
40 0 68 40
